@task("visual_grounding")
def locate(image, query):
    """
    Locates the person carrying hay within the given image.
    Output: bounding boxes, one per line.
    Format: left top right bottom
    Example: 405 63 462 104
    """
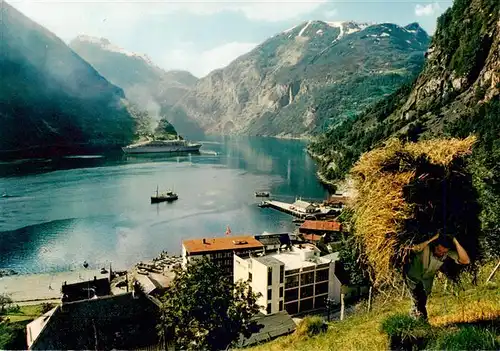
403 233 470 320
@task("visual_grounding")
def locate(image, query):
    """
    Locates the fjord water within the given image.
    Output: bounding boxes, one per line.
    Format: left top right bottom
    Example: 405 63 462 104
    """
0 136 327 273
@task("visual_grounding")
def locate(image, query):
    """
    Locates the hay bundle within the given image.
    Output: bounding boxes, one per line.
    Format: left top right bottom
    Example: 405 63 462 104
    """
350 136 480 287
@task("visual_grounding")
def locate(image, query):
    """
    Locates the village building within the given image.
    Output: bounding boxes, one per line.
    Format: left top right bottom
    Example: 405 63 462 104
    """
61 276 111 303
254 232 292 253
234 244 343 316
182 235 264 278
290 199 319 214
26 289 162 350
299 220 343 243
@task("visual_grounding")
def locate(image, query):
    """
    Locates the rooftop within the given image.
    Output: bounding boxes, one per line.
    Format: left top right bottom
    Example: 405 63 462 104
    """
238 311 296 347
303 234 323 242
300 220 342 232
257 244 332 271
293 200 316 209
254 255 284 267
183 235 264 254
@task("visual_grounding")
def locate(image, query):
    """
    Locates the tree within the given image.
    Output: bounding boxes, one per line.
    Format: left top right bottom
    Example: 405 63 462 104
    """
0 294 12 314
158 258 261 350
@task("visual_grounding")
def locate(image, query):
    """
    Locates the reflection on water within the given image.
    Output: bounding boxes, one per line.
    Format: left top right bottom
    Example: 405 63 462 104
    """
0 136 328 273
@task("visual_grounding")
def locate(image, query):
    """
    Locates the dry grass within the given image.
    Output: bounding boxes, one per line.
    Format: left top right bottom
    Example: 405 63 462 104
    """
247 263 498 351
349 136 477 287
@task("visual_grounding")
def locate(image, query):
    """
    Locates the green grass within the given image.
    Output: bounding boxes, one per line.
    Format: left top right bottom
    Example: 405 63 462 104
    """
1 303 54 323
0 303 55 350
248 264 500 351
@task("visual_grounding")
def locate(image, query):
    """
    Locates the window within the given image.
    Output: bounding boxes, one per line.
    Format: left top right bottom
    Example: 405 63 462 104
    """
267 267 272 286
267 288 272 301
279 286 283 298
266 303 272 314
315 268 329 282
315 282 328 295
248 272 252 282
279 300 283 311
299 298 314 313
300 285 314 299
285 301 298 315
285 275 299 289
314 296 326 309
285 288 298 302
280 265 284 284
300 272 315 286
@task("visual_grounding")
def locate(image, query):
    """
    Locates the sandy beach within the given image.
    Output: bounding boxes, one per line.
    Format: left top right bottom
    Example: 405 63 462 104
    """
0 269 105 303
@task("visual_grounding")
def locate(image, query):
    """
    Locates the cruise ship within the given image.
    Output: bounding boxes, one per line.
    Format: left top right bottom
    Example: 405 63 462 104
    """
122 139 202 154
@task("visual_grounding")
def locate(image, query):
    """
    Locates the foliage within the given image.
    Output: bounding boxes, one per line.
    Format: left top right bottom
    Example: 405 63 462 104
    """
0 294 12 314
338 236 370 286
445 98 500 258
433 0 499 78
157 257 261 350
430 325 499 350
294 316 327 338
40 303 54 315
381 313 432 350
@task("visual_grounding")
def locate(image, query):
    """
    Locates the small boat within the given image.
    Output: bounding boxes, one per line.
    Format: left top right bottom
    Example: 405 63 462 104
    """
151 186 178 203
257 201 268 208
255 191 270 197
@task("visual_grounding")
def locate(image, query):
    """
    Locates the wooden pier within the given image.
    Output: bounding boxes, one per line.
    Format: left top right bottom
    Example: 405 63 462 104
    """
259 200 321 219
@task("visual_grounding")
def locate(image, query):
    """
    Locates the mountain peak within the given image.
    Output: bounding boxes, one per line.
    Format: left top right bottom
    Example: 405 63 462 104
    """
71 35 155 66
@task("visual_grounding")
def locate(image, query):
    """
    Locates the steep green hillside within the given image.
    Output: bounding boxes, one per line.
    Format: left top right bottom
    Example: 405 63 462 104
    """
0 1 138 158
308 0 500 255
168 21 429 137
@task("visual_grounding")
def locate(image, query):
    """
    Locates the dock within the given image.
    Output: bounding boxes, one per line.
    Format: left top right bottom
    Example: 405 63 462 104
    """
259 200 319 219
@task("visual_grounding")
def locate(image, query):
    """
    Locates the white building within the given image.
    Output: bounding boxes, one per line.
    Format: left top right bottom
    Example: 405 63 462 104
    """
234 244 342 315
291 200 318 214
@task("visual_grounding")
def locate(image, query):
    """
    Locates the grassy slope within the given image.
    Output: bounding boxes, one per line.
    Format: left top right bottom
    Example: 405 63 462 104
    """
248 263 499 351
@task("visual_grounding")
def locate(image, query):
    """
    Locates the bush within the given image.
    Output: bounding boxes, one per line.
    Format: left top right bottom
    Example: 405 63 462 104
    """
430 326 499 350
381 314 432 350
294 316 327 338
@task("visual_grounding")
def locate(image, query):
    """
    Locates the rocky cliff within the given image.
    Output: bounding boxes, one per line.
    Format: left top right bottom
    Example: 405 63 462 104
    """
166 21 430 137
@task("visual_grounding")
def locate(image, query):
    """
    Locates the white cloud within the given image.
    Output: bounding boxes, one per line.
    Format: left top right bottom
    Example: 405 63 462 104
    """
325 9 338 18
9 0 326 42
415 3 441 17
162 42 258 78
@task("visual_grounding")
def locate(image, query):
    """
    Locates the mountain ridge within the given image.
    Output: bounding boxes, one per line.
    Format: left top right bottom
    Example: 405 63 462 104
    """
69 36 203 138
164 20 430 137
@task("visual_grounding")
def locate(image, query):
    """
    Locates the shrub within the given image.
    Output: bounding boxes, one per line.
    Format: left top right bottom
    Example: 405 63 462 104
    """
294 316 327 338
381 314 432 350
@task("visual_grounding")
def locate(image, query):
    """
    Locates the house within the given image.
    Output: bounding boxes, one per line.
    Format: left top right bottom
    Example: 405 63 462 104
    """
302 234 323 244
237 311 296 348
299 220 342 242
291 200 318 214
234 243 342 316
182 235 264 278
134 274 167 297
254 232 291 253
27 291 162 350
61 276 111 303
324 194 350 209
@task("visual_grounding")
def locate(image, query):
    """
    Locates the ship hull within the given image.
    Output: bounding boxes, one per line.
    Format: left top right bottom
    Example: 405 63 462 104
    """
122 145 201 154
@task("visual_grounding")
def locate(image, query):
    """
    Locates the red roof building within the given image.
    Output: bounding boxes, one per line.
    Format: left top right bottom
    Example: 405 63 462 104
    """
299 220 342 234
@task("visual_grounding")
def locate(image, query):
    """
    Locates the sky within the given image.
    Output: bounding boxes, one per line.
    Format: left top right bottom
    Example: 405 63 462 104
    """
9 0 453 78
